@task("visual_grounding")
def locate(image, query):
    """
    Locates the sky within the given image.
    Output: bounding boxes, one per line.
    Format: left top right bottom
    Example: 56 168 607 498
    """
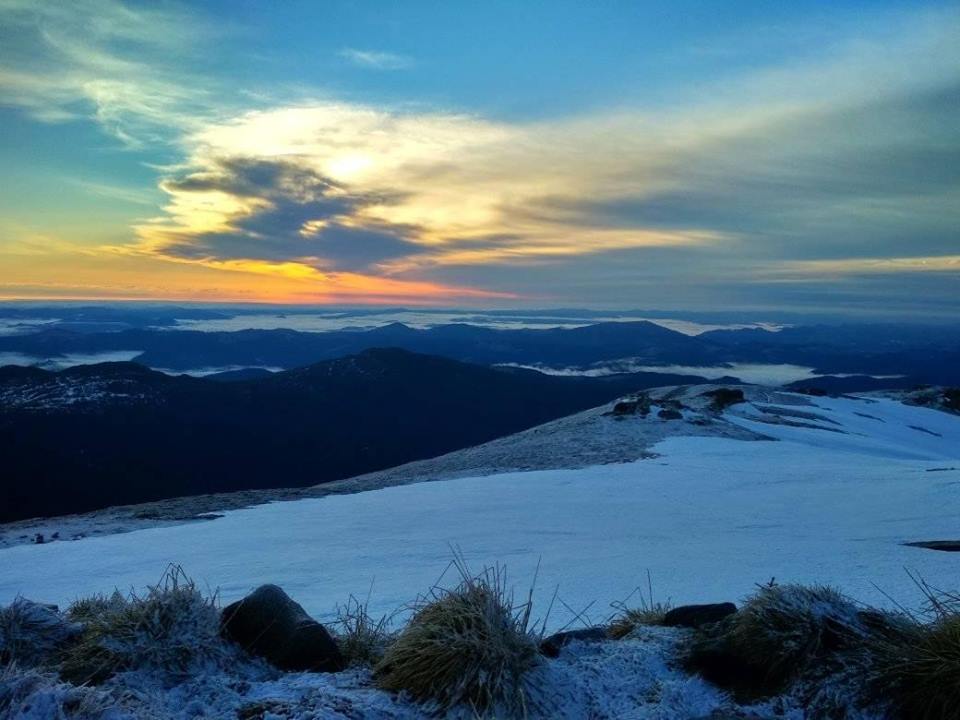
0 0 958 313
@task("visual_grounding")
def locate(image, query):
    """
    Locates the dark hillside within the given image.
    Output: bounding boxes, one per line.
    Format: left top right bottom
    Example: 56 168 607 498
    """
0 349 707 522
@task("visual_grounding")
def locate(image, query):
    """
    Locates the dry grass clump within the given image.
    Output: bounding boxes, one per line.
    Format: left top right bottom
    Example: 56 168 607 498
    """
607 575 672 639
686 582 870 700
725 583 862 686
66 593 127 624
60 565 228 684
0 598 82 666
374 558 541 715
871 576 960 719
333 594 394 668
608 604 672 639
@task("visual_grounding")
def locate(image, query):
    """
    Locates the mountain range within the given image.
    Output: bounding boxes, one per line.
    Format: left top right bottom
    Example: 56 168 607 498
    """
2 320 958 384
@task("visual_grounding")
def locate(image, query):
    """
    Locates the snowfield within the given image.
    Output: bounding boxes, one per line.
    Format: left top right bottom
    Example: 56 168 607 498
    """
1 392 958 630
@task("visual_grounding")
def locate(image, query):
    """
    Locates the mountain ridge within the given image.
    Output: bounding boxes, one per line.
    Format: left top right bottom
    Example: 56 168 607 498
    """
2 320 957 385
0 349 715 522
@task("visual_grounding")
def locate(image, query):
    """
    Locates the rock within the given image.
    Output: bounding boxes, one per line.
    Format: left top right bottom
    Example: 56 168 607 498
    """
610 394 652 417
539 627 609 658
701 388 745 411
612 400 639 415
904 540 960 552
658 408 683 420
221 585 344 672
663 603 737 628
945 389 960 413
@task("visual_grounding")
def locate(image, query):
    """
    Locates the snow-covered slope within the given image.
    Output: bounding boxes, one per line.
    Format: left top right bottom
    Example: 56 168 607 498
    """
1 389 958 629
3 387 960 719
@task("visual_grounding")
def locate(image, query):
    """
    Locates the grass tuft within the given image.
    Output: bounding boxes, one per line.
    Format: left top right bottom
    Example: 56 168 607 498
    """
374 555 540 715
608 604 672 639
65 593 127 624
0 598 81 666
686 582 869 699
60 564 228 684
332 594 394 668
607 572 671 639
724 583 862 686
871 574 960 719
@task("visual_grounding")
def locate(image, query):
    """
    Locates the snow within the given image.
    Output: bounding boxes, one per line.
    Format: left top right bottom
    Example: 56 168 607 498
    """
1 394 958 634
0 374 155 411
0 629 827 720
153 364 284 377
2 390 954 718
728 395 960 460
2 618 885 719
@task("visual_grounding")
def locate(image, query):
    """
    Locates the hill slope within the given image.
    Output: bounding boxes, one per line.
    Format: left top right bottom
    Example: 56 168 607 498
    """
0 349 709 522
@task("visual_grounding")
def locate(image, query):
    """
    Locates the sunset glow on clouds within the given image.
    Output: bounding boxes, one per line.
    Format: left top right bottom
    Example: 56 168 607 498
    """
0 0 958 310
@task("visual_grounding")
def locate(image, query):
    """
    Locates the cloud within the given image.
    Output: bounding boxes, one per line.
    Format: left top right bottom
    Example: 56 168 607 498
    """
338 48 414 70
2 1 958 310
775 255 960 276
72 180 158 206
167 102 725 273
0 0 221 146
152 8 958 282
522 82 960 264
139 157 427 272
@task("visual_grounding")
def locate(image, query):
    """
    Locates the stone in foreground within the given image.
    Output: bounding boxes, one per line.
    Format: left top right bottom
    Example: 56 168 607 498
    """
663 603 737 628
221 584 344 672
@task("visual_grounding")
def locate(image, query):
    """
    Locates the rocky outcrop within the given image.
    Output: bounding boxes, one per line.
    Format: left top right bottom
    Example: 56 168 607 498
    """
701 388 746 411
611 395 651 416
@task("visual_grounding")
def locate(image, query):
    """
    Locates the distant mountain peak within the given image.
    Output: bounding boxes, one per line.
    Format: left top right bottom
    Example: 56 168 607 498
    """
375 322 416 333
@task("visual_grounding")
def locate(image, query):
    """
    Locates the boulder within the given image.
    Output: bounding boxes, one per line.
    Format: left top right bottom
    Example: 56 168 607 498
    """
612 400 639 415
663 603 737 628
611 394 652 417
221 585 344 672
539 627 609 658
658 408 683 420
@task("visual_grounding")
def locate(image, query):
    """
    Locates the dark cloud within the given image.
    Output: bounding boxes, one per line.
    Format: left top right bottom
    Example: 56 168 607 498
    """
166 158 358 203
158 158 425 271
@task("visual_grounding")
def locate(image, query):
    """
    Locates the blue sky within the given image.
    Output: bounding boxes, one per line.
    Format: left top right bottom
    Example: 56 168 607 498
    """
0 0 957 312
